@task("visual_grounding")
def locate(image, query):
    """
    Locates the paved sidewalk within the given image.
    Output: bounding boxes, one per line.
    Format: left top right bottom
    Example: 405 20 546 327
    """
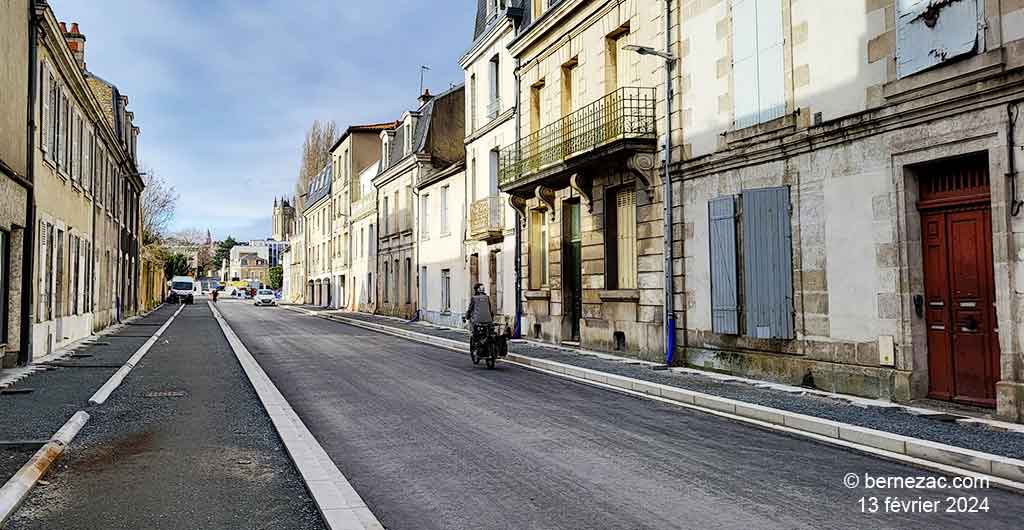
294 306 1024 461
6 303 325 530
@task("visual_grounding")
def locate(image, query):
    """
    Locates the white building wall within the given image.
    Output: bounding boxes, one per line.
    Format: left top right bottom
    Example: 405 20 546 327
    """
418 171 468 328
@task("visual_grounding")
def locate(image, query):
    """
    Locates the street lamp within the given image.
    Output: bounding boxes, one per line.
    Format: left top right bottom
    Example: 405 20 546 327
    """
622 44 676 63
624 37 678 367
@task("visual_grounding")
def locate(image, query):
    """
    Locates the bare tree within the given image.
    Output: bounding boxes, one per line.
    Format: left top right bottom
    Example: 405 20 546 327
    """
295 120 339 211
141 169 178 245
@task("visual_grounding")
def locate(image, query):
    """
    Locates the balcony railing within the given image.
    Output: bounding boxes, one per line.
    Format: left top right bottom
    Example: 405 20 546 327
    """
498 86 656 189
469 196 505 242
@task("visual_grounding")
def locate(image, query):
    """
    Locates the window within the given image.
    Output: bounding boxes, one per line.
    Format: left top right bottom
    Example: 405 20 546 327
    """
405 258 412 304
393 259 399 303
382 196 389 234
494 250 503 313
440 186 449 235
367 272 373 303
441 269 451 312
731 0 785 128
560 60 575 117
529 82 544 135
470 153 477 201
369 224 375 255
470 73 478 131
606 188 637 289
708 186 793 339
421 193 430 240
488 55 500 119
529 210 548 289
420 266 428 308
404 122 412 155
488 149 500 196
383 261 390 302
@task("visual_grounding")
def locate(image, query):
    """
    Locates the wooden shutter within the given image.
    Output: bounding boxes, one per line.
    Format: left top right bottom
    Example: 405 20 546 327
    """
40 65 50 156
731 0 759 129
709 196 739 334
38 221 48 320
896 0 979 79
756 0 785 123
616 189 637 289
742 186 793 339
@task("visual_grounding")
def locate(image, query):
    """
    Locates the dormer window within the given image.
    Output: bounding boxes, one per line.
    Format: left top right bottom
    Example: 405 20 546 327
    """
404 122 412 155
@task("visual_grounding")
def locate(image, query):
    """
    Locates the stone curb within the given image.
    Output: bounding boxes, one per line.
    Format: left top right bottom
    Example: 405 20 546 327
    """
212 303 385 530
0 411 90 527
300 308 1024 492
88 304 186 406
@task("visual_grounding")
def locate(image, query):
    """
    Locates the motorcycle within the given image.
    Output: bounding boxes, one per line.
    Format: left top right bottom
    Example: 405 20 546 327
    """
467 322 509 369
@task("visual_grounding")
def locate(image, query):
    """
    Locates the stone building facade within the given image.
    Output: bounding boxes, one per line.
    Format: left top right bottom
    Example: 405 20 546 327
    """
0 0 32 367
329 122 394 310
676 0 1024 421
271 197 296 242
374 86 466 320
31 10 143 359
461 0 520 329
499 0 675 360
303 165 333 306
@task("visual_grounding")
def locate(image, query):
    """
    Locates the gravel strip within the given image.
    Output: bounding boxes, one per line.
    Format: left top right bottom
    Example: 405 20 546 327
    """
329 310 1024 460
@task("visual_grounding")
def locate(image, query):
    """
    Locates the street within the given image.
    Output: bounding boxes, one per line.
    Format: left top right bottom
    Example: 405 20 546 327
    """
209 299 1023 530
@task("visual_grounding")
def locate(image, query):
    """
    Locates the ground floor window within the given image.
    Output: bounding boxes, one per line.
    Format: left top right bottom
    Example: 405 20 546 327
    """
529 210 548 289
405 258 412 304
606 188 637 289
441 269 451 312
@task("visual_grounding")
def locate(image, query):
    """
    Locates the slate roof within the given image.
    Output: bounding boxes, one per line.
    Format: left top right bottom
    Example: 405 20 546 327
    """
380 83 464 174
303 163 332 212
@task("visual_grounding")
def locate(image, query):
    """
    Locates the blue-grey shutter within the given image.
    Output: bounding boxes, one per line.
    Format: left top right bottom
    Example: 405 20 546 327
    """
709 196 739 334
896 0 979 79
742 186 793 339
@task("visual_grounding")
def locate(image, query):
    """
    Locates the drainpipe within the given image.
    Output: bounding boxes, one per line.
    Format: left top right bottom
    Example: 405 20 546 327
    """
1007 102 1024 217
513 56 523 338
662 0 677 366
18 3 39 365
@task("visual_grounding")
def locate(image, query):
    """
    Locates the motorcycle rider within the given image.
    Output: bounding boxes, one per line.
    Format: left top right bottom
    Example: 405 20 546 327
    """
464 283 494 356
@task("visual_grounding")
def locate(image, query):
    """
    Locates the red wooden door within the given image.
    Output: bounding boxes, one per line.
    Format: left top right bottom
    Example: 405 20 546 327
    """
922 208 999 407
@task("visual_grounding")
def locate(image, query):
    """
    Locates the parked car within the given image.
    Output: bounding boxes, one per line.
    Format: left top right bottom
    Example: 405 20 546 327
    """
254 289 277 307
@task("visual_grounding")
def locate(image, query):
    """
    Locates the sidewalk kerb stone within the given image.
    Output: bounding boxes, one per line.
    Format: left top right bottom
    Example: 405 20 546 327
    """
839 424 909 454
211 302 385 530
0 411 90 527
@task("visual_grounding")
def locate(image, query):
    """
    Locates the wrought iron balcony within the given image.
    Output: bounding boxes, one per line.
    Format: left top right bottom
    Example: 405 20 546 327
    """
498 87 656 191
469 196 505 242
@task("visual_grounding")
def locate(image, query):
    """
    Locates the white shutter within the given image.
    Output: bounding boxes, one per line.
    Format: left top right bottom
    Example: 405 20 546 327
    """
731 0 759 129
896 0 979 79
616 189 637 289
756 0 785 123
38 221 48 320
40 65 50 156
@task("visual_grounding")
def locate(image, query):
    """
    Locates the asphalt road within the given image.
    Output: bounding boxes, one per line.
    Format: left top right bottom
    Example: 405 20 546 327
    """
217 300 1024 530
7 301 325 530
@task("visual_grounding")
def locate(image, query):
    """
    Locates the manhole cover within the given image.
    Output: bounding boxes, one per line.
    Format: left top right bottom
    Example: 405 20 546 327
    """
144 390 187 398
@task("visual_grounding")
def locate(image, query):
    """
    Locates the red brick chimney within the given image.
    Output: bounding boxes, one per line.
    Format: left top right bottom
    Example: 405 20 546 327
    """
63 22 87 70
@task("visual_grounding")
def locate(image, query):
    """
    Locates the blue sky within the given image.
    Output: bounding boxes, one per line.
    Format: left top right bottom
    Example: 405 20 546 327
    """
50 1 474 241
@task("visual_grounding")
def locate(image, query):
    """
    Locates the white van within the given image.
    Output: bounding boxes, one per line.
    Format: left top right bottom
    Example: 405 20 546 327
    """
168 276 196 304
